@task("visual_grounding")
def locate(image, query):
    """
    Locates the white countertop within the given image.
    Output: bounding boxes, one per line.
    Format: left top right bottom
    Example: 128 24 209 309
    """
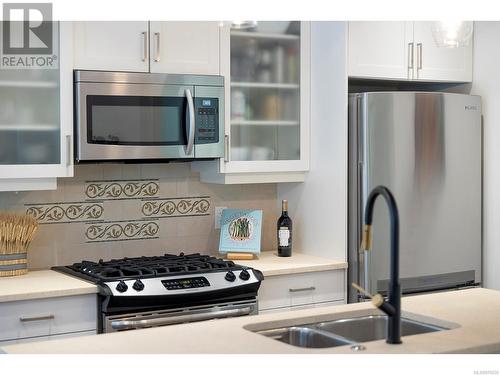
0 253 344 303
237 251 347 276
0 270 97 303
3 288 500 354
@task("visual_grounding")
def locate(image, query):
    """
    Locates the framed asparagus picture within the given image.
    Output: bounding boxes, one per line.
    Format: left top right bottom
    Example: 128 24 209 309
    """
219 209 263 256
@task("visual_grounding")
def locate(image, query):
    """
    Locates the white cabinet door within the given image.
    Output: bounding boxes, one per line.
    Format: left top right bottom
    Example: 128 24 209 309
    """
0 330 95 347
193 21 311 184
0 22 73 190
0 294 96 343
73 21 149 72
413 21 473 82
149 22 220 75
348 21 413 80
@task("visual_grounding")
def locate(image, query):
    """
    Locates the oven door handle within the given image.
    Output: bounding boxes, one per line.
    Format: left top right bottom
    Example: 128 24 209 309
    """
184 88 195 156
110 306 252 330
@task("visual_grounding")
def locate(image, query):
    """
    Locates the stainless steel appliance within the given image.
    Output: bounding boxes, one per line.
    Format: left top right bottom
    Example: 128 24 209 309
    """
74 70 224 162
348 92 482 302
53 253 263 333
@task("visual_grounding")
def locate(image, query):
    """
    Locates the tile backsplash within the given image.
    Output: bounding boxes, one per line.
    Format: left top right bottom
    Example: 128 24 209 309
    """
0 163 278 270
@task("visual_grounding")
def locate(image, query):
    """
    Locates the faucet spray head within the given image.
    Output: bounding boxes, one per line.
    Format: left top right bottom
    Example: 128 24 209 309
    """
360 224 372 251
371 293 385 307
352 282 384 307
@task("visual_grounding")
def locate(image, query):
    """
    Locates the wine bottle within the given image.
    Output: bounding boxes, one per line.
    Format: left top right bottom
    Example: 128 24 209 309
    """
277 200 292 257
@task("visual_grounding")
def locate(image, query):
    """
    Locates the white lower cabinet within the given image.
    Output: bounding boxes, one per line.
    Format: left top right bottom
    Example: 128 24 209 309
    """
257 270 345 313
1 330 95 347
0 294 97 345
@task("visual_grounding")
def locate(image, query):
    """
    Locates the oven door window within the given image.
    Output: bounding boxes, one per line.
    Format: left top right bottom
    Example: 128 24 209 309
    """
87 95 187 145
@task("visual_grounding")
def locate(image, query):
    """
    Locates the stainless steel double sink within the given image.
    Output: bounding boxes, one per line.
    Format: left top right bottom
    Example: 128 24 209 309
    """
253 314 453 349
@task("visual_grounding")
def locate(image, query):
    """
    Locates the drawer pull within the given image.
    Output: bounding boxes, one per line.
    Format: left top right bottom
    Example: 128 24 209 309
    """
19 314 55 323
289 286 316 293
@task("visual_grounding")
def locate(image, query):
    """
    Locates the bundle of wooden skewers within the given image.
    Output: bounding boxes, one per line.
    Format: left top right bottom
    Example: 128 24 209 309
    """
0 213 38 277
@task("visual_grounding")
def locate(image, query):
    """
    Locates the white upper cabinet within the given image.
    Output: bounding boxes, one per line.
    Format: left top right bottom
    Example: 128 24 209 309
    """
73 21 220 75
73 22 149 72
0 22 74 191
193 21 311 184
348 21 413 80
149 22 220 75
413 21 473 82
348 21 473 82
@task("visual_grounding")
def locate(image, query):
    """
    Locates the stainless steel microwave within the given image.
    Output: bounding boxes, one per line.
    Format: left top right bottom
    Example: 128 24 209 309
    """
74 70 224 162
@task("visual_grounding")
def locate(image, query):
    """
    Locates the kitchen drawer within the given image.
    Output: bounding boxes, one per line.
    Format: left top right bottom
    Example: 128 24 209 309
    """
258 270 345 311
0 294 97 342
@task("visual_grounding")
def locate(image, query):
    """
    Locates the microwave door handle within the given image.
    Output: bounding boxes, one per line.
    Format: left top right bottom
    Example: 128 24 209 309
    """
185 88 195 156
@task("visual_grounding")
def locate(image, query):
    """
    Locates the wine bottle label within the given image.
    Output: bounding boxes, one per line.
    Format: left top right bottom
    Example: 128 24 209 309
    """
278 228 290 247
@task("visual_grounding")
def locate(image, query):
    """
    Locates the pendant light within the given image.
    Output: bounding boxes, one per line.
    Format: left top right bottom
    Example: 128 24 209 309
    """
431 21 473 48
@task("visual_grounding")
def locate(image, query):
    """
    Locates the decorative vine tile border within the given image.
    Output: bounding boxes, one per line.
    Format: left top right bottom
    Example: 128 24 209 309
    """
25 201 104 224
85 179 160 200
141 196 211 219
85 219 159 243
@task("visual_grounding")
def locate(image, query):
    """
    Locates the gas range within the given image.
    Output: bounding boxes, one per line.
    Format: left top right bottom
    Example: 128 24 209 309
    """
53 253 264 333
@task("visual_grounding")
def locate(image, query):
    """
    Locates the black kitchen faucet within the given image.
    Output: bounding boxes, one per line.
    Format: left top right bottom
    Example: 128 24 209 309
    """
353 185 402 344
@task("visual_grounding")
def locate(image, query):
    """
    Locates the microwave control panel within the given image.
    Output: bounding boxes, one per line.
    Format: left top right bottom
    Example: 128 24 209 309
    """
194 98 219 144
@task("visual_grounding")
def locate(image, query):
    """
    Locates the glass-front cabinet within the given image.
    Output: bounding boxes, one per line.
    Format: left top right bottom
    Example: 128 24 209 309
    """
0 22 73 190
0 68 60 165
195 21 310 184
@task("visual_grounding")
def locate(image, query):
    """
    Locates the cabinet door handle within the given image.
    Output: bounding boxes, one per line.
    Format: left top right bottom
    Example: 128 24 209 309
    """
417 43 423 70
20 314 55 323
289 286 316 293
141 31 148 62
154 32 161 62
66 134 72 166
407 42 414 80
224 134 229 162
408 42 414 69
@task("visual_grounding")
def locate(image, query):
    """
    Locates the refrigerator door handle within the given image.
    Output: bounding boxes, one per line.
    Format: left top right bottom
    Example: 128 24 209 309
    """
358 160 371 297
356 93 370 300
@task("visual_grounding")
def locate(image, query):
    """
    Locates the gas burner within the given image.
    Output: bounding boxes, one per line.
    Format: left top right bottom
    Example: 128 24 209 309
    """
62 253 239 282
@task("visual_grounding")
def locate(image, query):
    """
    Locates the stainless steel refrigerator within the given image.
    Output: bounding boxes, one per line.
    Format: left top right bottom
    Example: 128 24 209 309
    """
348 92 482 302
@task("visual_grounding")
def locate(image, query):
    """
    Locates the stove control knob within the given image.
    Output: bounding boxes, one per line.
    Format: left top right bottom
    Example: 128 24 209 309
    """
225 270 236 282
239 269 250 281
132 279 144 291
116 280 128 293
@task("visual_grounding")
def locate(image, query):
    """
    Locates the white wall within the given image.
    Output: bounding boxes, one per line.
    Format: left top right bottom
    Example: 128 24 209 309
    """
277 22 348 260
471 22 500 290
